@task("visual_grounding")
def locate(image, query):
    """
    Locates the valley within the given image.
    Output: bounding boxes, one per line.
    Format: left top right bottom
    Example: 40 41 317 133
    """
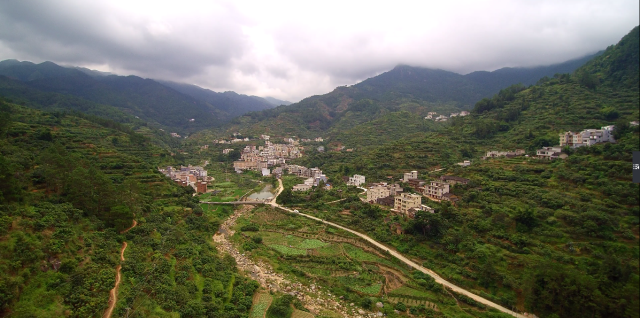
0 19 637 318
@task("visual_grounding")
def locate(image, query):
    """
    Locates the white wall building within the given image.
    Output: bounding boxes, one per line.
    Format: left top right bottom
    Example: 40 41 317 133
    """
348 174 366 186
367 185 391 202
403 171 418 182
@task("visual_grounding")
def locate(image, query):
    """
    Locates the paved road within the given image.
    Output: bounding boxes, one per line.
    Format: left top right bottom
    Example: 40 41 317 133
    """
266 179 525 318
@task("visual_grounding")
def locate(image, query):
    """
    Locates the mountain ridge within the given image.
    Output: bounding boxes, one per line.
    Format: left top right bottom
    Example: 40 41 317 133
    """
212 51 603 140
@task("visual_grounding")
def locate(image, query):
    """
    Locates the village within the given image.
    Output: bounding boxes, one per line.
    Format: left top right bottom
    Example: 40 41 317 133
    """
295 123 624 221
198 123 623 219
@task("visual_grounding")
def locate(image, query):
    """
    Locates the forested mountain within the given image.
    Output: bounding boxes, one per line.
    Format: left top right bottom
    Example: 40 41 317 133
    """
216 51 600 139
156 80 277 118
0 60 276 134
0 98 257 317
285 26 639 318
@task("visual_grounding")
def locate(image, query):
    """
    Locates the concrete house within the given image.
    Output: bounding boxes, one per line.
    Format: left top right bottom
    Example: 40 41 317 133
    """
394 193 422 216
348 174 366 187
403 171 418 182
423 181 450 200
439 176 470 185
367 185 391 202
536 147 564 160
293 184 312 191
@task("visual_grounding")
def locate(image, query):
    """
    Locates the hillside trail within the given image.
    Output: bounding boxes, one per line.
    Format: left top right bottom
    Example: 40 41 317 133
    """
103 219 137 318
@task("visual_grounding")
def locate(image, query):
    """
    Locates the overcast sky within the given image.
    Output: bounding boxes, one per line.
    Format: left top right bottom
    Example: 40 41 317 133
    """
0 0 638 102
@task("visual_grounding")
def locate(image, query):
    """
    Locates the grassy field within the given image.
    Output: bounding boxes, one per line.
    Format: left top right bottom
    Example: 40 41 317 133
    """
268 244 308 256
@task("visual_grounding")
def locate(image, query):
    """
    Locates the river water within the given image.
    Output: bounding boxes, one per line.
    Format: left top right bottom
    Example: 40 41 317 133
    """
248 184 274 200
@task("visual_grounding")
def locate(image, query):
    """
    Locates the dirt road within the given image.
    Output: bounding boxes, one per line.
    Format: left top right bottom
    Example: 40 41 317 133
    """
267 192 525 318
103 219 137 318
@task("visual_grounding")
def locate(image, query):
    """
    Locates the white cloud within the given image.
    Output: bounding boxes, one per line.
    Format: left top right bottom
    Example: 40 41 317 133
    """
0 0 638 101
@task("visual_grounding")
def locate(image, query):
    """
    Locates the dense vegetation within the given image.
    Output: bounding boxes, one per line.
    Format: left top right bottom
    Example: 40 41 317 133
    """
0 98 259 317
272 26 639 318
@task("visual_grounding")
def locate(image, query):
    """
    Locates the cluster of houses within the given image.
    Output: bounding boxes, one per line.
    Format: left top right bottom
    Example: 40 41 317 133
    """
288 165 329 191
159 165 210 193
424 111 470 122
353 170 470 219
232 141 303 174
536 125 617 160
558 125 615 148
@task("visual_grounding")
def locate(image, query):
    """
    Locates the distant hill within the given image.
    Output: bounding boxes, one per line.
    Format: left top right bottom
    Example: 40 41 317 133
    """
263 96 292 106
216 51 601 139
0 60 278 134
156 80 277 118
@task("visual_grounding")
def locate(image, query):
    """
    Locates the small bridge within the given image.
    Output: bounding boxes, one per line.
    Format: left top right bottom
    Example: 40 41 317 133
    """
200 201 267 205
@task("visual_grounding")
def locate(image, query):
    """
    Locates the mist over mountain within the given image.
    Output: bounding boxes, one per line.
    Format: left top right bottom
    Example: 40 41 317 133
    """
0 60 279 133
221 51 603 139
156 80 277 118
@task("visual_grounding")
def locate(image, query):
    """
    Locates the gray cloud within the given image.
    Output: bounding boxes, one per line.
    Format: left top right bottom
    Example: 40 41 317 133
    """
0 0 638 102
0 1 248 80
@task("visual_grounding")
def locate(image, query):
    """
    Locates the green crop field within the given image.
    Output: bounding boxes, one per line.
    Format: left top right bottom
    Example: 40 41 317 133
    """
353 283 382 295
269 244 308 255
297 239 329 249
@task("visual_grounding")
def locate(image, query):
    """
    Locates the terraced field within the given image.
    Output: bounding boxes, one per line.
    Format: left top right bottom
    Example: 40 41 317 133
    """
250 293 273 318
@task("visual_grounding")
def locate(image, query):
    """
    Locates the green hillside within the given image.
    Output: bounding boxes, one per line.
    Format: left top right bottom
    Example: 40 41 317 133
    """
211 52 599 141
282 26 639 318
0 98 258 317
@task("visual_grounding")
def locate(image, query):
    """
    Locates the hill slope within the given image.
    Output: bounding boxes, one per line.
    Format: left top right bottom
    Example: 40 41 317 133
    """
218 51 600 140
0 60 277 134
0 98 259 317
288 26 639 318
157 80 277 118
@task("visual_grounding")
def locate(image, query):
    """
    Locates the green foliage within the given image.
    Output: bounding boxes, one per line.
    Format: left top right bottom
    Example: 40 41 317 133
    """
0 101 260 317
241 223 260 232
266 294 295 318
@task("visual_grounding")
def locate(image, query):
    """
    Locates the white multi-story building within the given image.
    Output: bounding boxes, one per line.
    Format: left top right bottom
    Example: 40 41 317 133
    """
348 174 366 187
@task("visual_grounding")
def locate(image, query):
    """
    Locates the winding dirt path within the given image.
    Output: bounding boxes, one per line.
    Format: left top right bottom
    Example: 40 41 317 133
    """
269 202 526 318
266 179 526 318
103 219 137 318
